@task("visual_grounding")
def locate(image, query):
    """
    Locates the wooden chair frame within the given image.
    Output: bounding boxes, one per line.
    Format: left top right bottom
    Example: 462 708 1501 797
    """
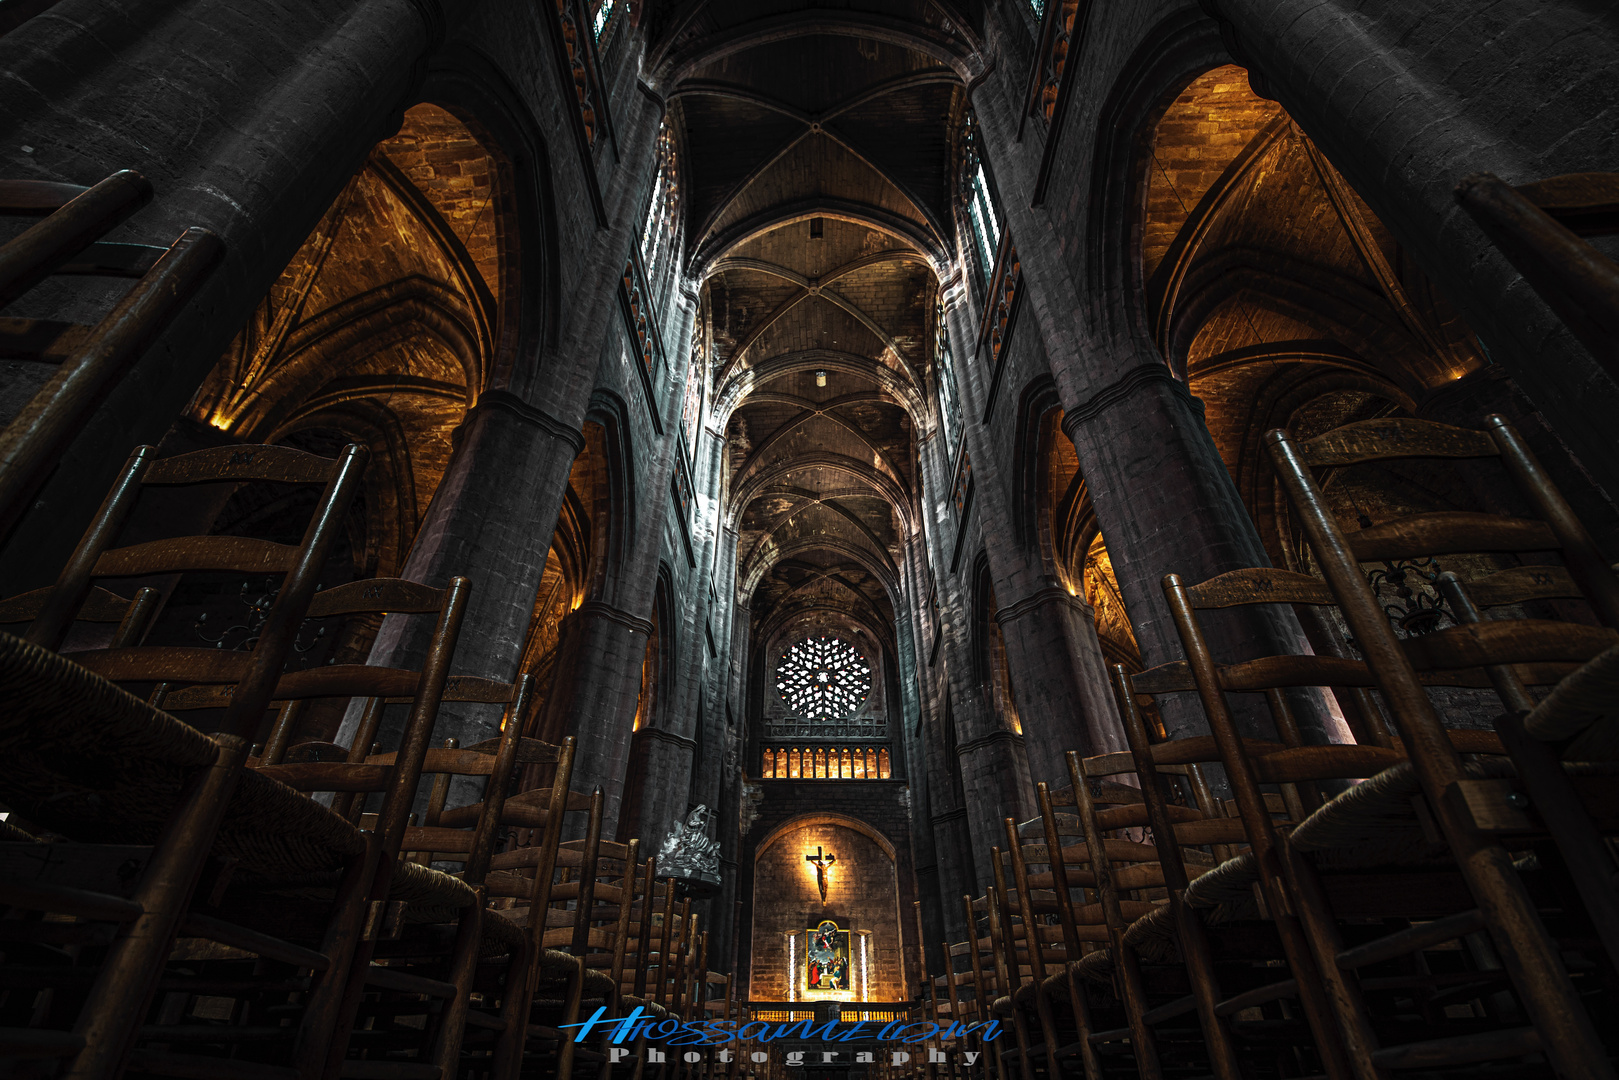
1267 415 1616 1080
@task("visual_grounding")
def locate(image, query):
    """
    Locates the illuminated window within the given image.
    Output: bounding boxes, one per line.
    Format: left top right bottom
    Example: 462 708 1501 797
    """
775 635 872 720
592 0 620 41
958 112 1003 287
640 122 680 279
762 745 892 780
935 297 962 461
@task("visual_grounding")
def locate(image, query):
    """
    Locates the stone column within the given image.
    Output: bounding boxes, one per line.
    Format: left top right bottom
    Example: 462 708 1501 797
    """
339 391 583 755
937 279 1127 781
963 56 1343 747
1060 364 1341 742
535 598 655 835
0 0 465 594
1207 0 1619 497
994 584 1125 782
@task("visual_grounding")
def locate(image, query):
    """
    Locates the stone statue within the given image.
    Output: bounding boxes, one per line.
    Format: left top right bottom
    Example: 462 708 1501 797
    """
657 804 722 888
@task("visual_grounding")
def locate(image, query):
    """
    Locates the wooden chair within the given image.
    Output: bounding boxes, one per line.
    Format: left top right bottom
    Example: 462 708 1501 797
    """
0 172 224 529
0 581 158 650
0 440 367 1079
1267 414 1619 1079
280 674 540 1078
1453 171 1619 374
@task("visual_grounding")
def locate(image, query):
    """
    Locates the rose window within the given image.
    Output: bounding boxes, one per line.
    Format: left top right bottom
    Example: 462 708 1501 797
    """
775 636 871 720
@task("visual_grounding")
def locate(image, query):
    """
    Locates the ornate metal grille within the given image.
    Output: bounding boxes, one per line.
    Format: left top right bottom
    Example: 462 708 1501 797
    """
776 635 871 720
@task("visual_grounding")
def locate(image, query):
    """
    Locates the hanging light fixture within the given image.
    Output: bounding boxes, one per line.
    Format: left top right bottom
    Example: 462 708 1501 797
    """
815 370 827 387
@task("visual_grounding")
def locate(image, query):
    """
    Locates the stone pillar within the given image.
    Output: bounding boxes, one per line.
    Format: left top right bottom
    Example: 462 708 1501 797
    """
936 272 1127 781
1060 365 1342 742
337 391 583 759
962 64 1343 748
0 0 463 594
536 599 654 834
994 584 1125 783
1207 0 1619 498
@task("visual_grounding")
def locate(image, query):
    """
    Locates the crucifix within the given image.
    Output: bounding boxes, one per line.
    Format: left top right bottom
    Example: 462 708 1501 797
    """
806 846 836 905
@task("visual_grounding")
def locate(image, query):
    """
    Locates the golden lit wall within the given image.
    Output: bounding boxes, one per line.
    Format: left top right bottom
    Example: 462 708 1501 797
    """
749 820 904 1003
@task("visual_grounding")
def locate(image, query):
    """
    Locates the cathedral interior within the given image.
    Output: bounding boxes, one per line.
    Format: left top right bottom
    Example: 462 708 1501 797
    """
0 1 1618 1078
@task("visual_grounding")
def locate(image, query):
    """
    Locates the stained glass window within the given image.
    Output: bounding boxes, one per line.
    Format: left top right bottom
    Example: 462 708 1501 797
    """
958 112 1003 287
775 635 872 720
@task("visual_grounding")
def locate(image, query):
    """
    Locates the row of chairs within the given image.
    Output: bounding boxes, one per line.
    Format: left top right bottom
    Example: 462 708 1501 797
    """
916 412 1619 1080
0 436 725 1079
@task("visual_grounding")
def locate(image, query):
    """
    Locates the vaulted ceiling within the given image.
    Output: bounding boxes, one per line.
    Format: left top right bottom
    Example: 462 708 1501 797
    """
649 0 980 646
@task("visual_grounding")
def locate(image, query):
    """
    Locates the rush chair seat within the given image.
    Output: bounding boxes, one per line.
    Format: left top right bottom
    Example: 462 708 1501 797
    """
0 172 223 529
1054 745 1314 1080
1266 413 1619 1080
302 676 552 1080
0 440 367 1079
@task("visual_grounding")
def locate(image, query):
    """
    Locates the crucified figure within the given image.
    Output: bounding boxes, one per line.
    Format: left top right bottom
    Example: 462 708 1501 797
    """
806 846 836 904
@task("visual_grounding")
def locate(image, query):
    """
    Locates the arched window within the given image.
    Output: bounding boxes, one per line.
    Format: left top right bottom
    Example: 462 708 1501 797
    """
935 297 962 461
789 748 802 779
640 122 681 284
681 321 706 453
591 0 622 42
878 748 891 779
958 111 1003 288
814 747 827 779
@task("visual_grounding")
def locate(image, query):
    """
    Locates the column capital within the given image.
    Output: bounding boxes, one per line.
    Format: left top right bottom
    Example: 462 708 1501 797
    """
468 389 586 455
994 585 1092 624
577 599 656 637
1062 362 1203 438
956 729 1024 758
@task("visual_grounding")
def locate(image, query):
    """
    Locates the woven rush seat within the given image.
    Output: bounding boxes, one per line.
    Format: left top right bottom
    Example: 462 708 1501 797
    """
1524 641 1619 758
533 947 616 996
616 995 672 1020
0 631 363 878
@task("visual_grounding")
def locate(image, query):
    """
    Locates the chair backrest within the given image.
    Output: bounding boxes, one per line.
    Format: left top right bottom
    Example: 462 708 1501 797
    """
1454 172 1619 376
232 577 471 865
0 582 159 648
31 442 368 740
0 173 223 528
394 673 536 885
1280 415 1619 626
1266 416 1616 807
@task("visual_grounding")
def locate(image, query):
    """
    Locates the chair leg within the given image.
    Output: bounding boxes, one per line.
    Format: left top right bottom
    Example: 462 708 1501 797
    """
1173 898 1244 1080
431 899 485 1077
555 955 586 1080
492 939 536 1080
1112 944 1164 1080
294 838 383 1077
1276 840 1387 1080
1063 969 1104 1080
62 736 249 1080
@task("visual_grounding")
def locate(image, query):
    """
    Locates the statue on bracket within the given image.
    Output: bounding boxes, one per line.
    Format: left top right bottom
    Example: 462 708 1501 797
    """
657 804 722 892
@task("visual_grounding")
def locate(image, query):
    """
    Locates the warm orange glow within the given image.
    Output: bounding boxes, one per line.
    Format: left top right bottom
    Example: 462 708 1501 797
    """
207 413 231 431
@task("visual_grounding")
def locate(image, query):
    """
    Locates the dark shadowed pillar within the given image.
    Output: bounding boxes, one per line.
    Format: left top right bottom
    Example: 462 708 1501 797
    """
536 599 654 835
0 0 467 594
1060 364 1343 743
995 584 1125 783
337 391 583 757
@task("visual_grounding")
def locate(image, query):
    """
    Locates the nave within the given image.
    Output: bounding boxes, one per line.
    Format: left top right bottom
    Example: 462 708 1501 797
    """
0 1 1618 1079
